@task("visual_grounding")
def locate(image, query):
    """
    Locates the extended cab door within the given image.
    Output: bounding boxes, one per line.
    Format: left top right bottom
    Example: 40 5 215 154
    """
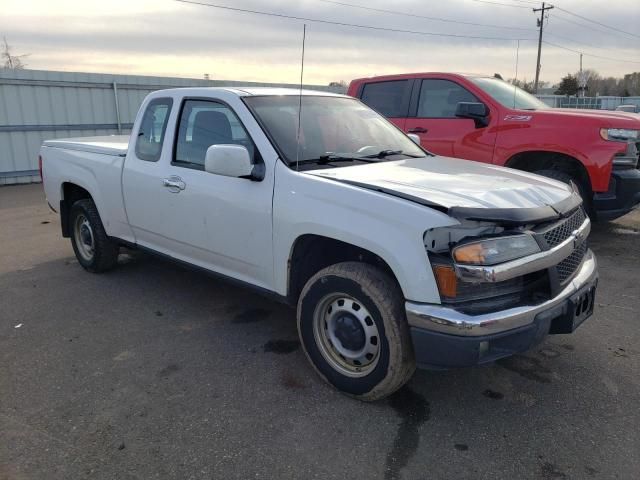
122 95 274 290
404 78 496 162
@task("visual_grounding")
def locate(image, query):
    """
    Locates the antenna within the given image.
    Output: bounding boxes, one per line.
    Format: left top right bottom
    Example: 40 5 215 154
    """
295 24 306 171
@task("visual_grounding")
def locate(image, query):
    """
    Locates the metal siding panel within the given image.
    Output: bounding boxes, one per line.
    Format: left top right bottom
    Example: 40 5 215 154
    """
0 68 345 180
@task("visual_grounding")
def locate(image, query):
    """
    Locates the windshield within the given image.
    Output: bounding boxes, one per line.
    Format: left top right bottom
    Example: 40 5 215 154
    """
243 95 426 169
470 77 549 110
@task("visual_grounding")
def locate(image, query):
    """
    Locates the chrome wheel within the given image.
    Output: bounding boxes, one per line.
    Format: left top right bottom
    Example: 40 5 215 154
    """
312 294 381 378
73 214 95 262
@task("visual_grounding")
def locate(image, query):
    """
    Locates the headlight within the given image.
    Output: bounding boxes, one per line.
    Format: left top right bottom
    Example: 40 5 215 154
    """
452 235 540 266
600 128 640 142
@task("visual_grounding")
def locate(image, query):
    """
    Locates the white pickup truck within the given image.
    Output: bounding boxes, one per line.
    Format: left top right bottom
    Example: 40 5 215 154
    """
41 87 598 400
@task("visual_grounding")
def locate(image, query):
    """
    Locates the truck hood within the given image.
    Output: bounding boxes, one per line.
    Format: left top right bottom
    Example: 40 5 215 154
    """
308 156 581 224
534 108 640 127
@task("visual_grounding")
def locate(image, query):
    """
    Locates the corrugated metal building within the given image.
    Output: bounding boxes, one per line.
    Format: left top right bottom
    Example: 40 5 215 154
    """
0 68 346 185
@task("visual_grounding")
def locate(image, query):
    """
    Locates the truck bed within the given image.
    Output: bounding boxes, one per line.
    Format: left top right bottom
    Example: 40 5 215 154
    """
43 135 130 157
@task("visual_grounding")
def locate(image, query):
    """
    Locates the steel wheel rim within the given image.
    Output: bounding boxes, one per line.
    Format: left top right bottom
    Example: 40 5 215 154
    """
73 214 95 262
312 294 381 378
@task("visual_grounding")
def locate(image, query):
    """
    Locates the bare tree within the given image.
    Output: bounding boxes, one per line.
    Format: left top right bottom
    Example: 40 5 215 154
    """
2 37 29 69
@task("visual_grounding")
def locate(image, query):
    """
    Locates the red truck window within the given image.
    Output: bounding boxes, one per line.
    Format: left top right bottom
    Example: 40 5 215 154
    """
416 79 479 118
360 80 411 118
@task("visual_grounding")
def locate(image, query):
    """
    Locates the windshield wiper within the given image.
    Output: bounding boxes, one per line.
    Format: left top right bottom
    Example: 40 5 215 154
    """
295 154 379 166
360 149 424 159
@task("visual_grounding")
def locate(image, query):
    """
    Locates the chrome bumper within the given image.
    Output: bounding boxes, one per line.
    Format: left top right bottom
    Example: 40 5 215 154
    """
406 249 598 337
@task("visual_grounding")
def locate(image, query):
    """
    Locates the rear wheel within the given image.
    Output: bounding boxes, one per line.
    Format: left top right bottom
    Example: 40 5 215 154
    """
69 199 119 272
297 262 415 401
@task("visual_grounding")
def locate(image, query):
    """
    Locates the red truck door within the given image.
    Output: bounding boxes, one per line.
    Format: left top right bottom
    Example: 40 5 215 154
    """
356 79 413 131
404 79 497 163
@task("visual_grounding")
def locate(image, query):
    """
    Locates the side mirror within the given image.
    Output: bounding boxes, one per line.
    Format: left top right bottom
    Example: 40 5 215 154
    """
407 133 421 145
204 144 264 181
455 102 489 127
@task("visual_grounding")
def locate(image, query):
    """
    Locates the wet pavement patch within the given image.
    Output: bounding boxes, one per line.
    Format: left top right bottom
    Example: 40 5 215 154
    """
482 389 504 400
539 348 561 358
454 443 469 451
541 462 567 479
384 386 430 480
158 364 182 378
281 371 307 389
497 355 552 383
263 339 300 354
233 308 272 324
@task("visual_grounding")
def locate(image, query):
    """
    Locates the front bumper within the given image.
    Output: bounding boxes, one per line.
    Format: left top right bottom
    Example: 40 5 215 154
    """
406 249 598 368
593 168 640 221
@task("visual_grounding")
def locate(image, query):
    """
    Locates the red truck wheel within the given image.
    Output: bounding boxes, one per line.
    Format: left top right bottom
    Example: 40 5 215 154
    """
535 169 593 215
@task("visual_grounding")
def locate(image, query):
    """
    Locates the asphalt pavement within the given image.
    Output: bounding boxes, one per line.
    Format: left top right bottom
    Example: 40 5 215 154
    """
1 184 639 480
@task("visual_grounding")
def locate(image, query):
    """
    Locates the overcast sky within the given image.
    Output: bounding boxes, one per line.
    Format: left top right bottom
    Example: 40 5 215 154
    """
2 0 639 86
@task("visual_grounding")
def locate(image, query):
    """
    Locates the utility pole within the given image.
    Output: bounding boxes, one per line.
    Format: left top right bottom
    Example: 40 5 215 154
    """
533 2 554 94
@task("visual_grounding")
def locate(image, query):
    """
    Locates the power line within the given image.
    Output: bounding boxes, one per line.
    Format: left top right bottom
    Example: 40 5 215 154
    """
542 40 640 65
548 13 614 37
174 0 640 67
496 0 540 5
316 0 535 32
174 0 530 41
544 31 597 49
469 0 531 9
554 6 640 40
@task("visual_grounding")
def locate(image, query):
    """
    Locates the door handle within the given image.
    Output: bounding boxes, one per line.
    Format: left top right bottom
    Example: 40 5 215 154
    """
162 176 186 192
408 127 428 134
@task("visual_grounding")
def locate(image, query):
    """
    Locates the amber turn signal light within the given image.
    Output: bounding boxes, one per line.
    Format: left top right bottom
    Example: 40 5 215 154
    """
433 265 457 298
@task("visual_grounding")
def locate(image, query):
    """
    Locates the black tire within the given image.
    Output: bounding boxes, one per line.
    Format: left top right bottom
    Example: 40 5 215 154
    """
534 169 594 216
69 199 119 273
297 262 415 401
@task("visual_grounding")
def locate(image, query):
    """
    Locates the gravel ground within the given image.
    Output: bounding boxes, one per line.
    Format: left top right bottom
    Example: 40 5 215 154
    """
1 184 639 480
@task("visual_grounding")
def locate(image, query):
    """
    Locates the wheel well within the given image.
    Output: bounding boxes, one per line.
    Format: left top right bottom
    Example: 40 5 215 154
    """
60 183 92 237
505 151 592 194
287 235 399 305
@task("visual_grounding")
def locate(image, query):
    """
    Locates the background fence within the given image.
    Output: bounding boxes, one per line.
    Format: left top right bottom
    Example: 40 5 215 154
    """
2 68 640 185
0 68 346 185
536 95 640 110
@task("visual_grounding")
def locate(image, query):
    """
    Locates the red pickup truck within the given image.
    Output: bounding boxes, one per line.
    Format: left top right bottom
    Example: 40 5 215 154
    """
348 73 640 220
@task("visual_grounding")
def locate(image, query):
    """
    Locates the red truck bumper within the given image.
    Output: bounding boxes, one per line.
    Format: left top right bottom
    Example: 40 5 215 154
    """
593 167 640 220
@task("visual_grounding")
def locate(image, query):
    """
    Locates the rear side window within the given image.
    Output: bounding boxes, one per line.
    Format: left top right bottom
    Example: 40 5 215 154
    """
174 99 256 169
135 98 173 161
417 79 479 118
360 80 410 117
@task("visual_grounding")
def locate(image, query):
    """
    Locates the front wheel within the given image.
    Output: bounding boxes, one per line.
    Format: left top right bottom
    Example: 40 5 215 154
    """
297 262 415 401
69 199 119 273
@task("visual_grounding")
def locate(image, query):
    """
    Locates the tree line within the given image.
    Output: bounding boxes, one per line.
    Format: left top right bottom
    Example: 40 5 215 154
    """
510 71 640 97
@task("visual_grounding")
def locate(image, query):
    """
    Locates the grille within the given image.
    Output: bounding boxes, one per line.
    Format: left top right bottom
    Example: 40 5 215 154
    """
543 207 586 248
557 241 587 283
